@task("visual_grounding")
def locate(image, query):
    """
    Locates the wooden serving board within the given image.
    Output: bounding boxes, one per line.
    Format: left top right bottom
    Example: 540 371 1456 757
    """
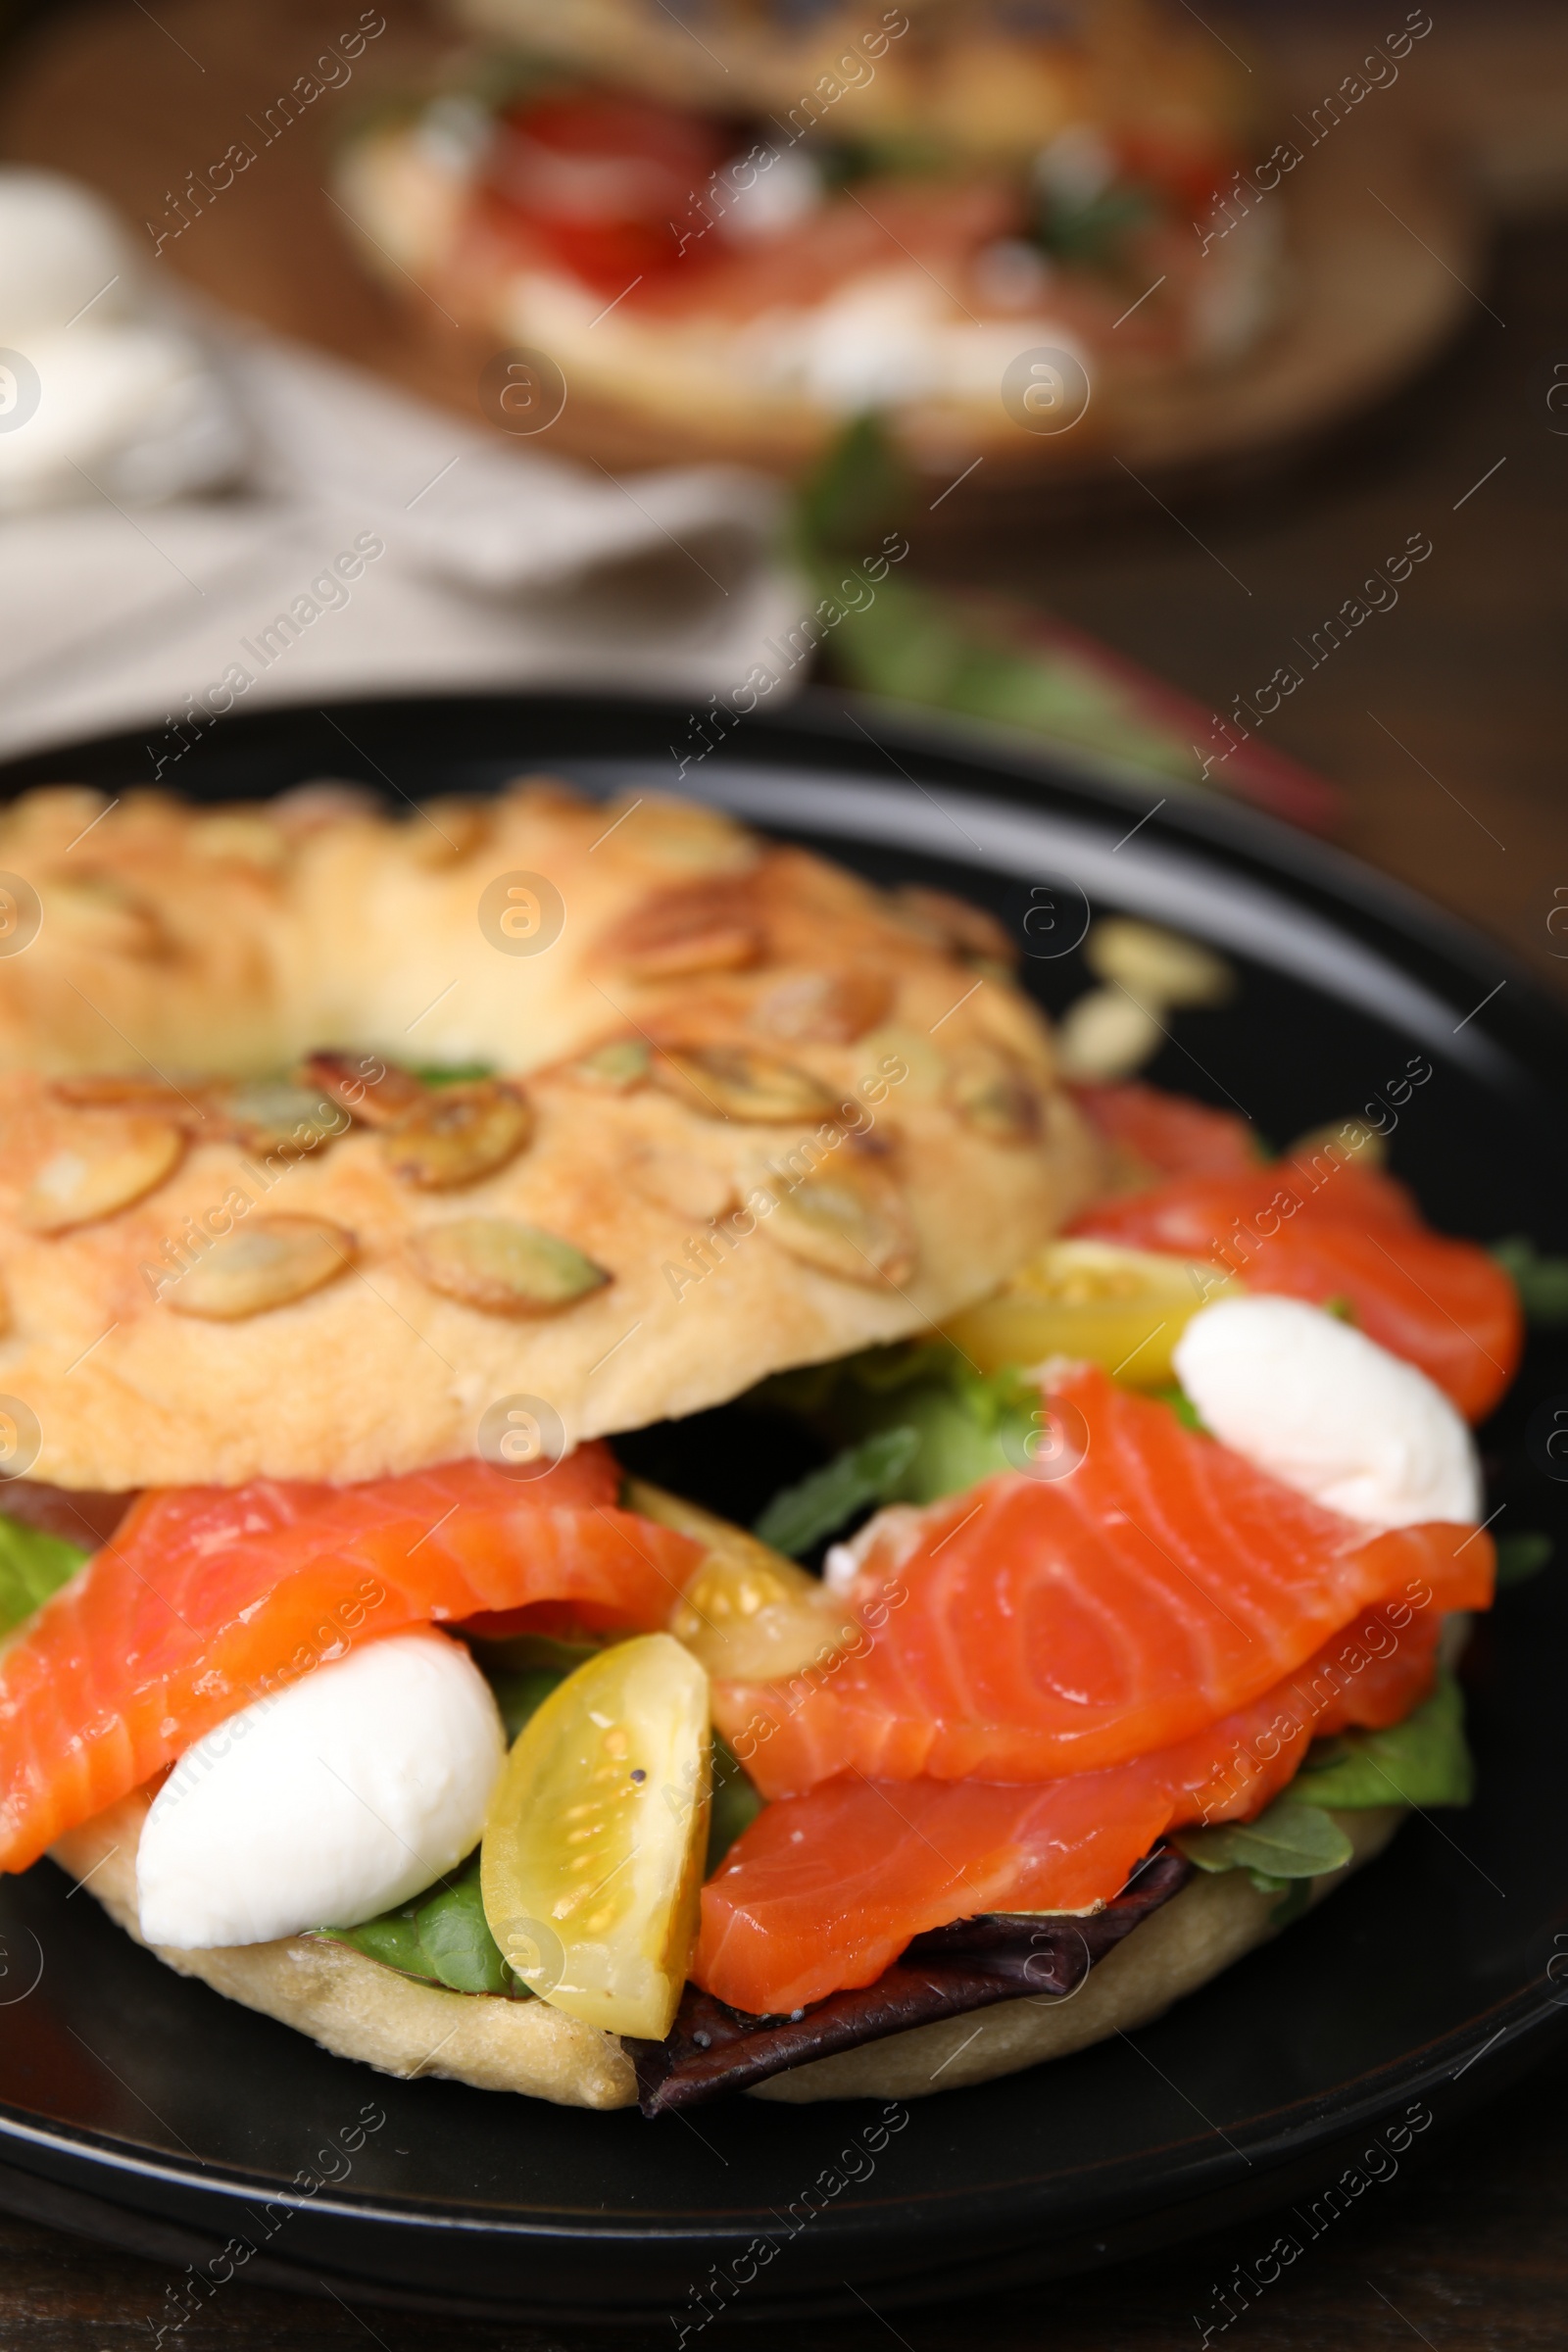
0 0 1485 505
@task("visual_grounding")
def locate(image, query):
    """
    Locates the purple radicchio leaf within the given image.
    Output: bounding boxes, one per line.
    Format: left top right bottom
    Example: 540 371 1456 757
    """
627 1844 1192 2114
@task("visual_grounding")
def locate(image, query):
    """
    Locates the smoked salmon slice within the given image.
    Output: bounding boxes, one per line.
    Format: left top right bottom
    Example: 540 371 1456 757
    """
1074 1165 1521 1420
1075 1159 1420 1249
1072 1081 1262 1181
712 1366 1493 1800
0 1446 700 1876
697 1596 1446 2015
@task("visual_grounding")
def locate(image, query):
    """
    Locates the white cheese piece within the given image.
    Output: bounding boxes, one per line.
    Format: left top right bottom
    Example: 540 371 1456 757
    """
716 147 821 242
137 1630 507 1950
506 257 1086 423
783 270 1085 414
0 168 139 337
1172 1294 1481 1530
0 167 245 512
0 321 241 511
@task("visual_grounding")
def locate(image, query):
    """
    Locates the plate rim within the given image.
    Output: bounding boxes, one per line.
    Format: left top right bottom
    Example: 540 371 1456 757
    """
0 684 1562 2317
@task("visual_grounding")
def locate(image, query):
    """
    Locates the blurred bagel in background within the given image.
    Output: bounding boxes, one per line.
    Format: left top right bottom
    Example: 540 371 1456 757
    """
333 0 1282 479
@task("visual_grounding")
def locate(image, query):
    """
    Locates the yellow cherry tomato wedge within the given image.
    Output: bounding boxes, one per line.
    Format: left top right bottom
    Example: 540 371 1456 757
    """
942 1238 1240 1390
480 1632 709 2039
629 1479 858 1682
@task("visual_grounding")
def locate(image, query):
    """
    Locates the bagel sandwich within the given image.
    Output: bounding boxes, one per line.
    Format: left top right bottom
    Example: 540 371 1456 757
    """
333 0 1280 478
0 779 1507 2113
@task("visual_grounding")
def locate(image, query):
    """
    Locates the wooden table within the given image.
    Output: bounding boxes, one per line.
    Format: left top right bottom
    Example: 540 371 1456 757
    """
0 4 1565 2342
954 202 1568 1005
2 0 1561 998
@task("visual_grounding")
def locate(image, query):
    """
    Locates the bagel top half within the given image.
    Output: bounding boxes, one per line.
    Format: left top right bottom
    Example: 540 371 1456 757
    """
0 779 1098 1490
452 0 1250 154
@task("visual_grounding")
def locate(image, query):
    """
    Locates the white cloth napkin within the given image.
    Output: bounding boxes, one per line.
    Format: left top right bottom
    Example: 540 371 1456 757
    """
0 312 802 767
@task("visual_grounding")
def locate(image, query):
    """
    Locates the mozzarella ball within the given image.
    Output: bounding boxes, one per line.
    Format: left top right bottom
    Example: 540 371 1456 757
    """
137 1631 507 1949
1172 1294 1481 1529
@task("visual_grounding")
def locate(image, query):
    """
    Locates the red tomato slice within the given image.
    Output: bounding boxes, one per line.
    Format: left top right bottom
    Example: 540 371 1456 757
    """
481 92 729 291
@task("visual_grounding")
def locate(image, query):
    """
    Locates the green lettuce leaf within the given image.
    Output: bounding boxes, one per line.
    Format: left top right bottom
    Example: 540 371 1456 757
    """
760 1343 1050 1507
815 568 1198 783
790 417 1214 786
709 1735 762 1873
1491 1235 1568 1325
1261 1877 1315 1928
1175 1801 1354 1889
329 1905 428 1978
1289 1671 1473 1810
0 1515 89 1636
412 1859 515 1995
1495 1531 1552 1590
1173 1675 1475 1899
753 1427 919 1556
884 1369 1047 1501
792 410 909 561
465 1632 599 1742
317 1849 526 1997
1034 179 1155 268
482 1664 568 1744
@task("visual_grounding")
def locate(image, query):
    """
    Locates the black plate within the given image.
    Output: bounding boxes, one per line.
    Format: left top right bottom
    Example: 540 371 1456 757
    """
0 692 1563 2325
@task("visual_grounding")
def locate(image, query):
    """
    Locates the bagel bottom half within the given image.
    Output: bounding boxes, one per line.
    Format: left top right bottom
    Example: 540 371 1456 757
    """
51 1797 1402 2112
